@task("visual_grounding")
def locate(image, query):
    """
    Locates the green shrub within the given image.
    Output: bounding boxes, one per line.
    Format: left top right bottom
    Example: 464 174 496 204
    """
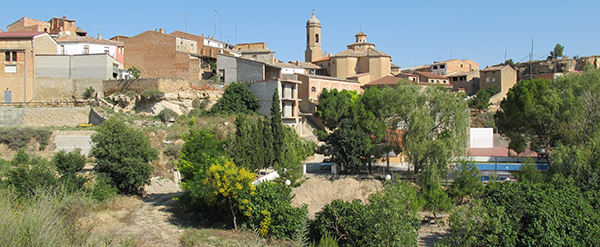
7 156 58 196
91 118 158 195
91 174 118 202
240 182 308 240
125 90 137 99
83 87 95 99
163 143 182 159
52 149 88 192
141 89 165 101
158 108 179 123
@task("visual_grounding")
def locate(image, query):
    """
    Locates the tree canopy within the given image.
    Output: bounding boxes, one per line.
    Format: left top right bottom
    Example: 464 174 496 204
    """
91 118 158 195
209 82 260 115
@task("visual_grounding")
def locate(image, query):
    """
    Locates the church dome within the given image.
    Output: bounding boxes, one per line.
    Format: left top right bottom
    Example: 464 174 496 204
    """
306 13 321 27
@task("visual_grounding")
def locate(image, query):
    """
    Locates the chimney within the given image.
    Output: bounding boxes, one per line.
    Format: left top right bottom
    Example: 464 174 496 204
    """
159 28 164 33
98 34 102 40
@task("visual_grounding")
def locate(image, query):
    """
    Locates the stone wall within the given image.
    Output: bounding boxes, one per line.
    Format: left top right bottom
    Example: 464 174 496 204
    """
33 78 104 101
22 107 91 127
103 78 190 95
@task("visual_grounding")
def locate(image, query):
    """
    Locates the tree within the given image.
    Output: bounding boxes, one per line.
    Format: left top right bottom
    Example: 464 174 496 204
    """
468 86 500 111
91 118 158 195
313 89 358 129
319 118 370 173
551 43 564 58
514 157 544 183
209 82 260 115
380 83 469 183
127 66 141 79
271 89 284 167
278 126 316 184
449 161 483 205
203 160 256 230
422 179 454 221
504 59 514 66
176 123 228 210
494 79 555 157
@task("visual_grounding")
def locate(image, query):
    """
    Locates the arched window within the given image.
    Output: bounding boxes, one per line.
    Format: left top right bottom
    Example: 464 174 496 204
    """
311 87 316 92
315 34 319 43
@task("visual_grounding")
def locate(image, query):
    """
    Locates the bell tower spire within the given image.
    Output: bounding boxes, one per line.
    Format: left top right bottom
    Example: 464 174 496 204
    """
305 13 322 62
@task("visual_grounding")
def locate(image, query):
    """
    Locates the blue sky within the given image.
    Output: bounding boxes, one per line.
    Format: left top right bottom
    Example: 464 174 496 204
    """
2 0 599 68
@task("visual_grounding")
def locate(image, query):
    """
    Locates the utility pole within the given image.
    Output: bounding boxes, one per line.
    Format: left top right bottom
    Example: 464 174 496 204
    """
184 13 188 32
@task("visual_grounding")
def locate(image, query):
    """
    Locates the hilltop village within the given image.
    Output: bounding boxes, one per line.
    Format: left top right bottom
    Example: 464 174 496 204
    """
2 13 600 247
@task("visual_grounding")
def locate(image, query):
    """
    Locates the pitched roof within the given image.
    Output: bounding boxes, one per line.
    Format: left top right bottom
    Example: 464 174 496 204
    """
0 31 45 38
274 62 303 69
395 72 417 77
363 75 401 86
56 35 123 46
332 47 390 58
481 65 511 71
312 56 330 63
415 71 449 79
290 61 322 69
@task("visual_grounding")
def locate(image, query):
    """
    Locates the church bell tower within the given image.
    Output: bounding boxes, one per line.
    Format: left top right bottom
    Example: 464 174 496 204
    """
305 13 323 62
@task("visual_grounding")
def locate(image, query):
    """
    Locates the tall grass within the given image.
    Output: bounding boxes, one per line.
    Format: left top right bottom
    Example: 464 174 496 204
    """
0 186 96 246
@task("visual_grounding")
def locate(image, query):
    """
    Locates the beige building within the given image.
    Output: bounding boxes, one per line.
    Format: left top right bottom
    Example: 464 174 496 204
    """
304 14 392 84
415 71 450 85
297 74 363 114
236 42 275 64
480 65 517 100
447 70 480 95
431 59 478 76
0 32 57 103
6 17 51 33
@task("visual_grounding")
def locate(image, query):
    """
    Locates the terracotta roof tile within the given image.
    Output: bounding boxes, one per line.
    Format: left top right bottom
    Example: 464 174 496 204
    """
0 31 45 38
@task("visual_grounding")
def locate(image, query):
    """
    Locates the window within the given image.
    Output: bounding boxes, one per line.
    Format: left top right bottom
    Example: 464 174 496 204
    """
83 45 89 54
311 86 316 92
433 65 438 69
440 64 445 69
5 65 17 73
460 64 464 68
492 78 496 82
119 47 124 54
315 34 319 43
486 77 490 82
5 51 17 62
104 47 110 54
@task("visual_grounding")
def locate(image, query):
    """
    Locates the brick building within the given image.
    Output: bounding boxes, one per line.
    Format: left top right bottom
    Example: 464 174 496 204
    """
0 32 57 103
6 17 50 33
296 73 362 114
415 71 450 85
124 29 221 80
235 42 275 64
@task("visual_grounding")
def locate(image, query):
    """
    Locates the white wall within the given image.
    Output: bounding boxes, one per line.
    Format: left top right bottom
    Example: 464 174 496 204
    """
58 43 117 58
470 128 494 148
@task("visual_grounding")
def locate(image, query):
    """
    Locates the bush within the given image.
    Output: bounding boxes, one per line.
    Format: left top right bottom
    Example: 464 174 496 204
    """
141 89 165 101
52 149 88 192
163 143 183 159
7 154 58 196
91 174 118 202
91 118 158 194
0 128 52 151
240 182 308 239
83 87 95 99
158 108 179 123
192 97 210 109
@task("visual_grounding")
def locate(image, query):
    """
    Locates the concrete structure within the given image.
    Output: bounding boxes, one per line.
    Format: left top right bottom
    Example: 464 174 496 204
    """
35 54 123 80
305 13 323 63
479 65 517 101
431 59 478 76
0 32 57 103
469 128 494 148
56 35 124 64
289 60 323 75
235 42 275 64
124 29 220 80
32 78 104 102
217 54 280 84
447 70 480 95
275 62 305 76
248 78 303 134
296 73 362 114
0 106 91 127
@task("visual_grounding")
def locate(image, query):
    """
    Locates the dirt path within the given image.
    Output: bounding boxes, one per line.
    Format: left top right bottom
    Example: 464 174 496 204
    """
90 177 188 246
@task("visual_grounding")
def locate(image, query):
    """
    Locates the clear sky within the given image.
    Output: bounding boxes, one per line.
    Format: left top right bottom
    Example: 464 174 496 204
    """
2 0 599 68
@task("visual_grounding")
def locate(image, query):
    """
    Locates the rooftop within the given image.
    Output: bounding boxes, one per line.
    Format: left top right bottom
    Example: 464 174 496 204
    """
0 31 45 38
415 71 450 79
